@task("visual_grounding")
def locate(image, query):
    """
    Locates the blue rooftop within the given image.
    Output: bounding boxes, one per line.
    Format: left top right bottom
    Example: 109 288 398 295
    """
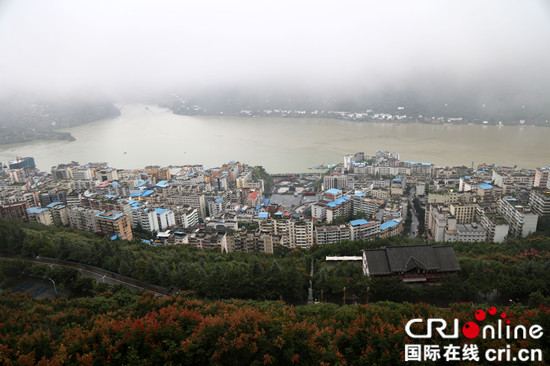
215 197 223 203
325 188 342 195
130 192 141 197
478 184 493 190
262 198 270 206
349 219 369 226
141 239 151 244
355 192 365 197
421 163 432 166
155 208 167 214
135 180 147 188
96 212 124 220
156 180 170 188
46 202 63 208
110 234 122 241
142 190 154 197
392 178 401 182
380 220 399 230
327 196 351 208
111 181 119 187
258 212 269 219
275 211 283 216
105 195 117 199
27 207 49 214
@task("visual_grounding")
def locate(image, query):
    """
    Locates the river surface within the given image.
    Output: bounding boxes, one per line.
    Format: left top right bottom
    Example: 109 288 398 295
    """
0 104 548 173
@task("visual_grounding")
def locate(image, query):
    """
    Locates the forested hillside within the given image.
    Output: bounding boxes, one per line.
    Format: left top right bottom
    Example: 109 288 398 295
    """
1 218 550 306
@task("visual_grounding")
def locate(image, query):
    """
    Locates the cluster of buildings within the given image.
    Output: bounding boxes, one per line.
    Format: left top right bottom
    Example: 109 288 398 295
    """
1 151 548 253
424 165 549 242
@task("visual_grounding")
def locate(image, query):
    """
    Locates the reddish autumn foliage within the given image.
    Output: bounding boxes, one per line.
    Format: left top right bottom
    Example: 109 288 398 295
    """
0 291 548 365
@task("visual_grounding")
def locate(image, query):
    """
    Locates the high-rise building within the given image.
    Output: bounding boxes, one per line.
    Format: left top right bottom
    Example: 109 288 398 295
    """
323 174 348 190
0 202 29 222
497 197 538 238
27 207 53 226
95 211 133 241
9 157 35 171
534 167 550 188
529 189 550 216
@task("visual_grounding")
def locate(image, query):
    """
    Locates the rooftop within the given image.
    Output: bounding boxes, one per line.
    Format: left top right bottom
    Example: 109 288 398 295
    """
380 218 402 231
96 211 124 221
258 212 269 219
327 196 351 208
325 188 342 195
478 184 493 190
349 219 369 226
27 207 49 214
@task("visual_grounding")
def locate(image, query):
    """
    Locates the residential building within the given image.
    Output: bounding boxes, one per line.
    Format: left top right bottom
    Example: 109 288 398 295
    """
534 167 550 188
67 206 100 232
95 211 133 241
425 204 452 242
179 207 199 228
0 202 29 222
72 167 93 180
427 190 458 205
445 220 486 242
352 193 382 219
415 182 426 196
155 208 176 230
96 168 119 182
379 218 403 238
8 169 26 183
323 174 348 190
226 230 274 253
315 225 351 245
47 202 69 226
370 188 389 201
497 197 538 238
449 204 478 224
311 200 329 221
529 189 550 216
477 207 509 243
27 207 54 226
349 219 380 240
131 207 160 232
326 196 352 223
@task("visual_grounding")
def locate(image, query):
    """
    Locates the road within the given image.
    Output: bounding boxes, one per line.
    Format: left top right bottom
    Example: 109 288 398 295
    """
407 188 420 238
2 255 170 296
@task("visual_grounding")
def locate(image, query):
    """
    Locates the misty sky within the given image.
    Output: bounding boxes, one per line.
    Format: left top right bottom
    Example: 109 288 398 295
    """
1 0 550 99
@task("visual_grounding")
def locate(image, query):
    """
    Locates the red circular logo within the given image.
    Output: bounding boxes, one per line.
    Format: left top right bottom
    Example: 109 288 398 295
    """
462 321 480 339
475 309 486 321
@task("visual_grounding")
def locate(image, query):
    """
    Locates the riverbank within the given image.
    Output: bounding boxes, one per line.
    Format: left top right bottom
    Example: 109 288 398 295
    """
1 104 549 173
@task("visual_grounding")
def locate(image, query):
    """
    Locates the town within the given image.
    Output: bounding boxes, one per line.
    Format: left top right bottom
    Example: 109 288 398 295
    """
1 151 548 254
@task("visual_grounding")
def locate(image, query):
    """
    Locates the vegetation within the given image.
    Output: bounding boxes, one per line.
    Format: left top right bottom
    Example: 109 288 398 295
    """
0 290 548 365
2 216 550 364
2 218 550 307
252 166 274 193
0 97 120 145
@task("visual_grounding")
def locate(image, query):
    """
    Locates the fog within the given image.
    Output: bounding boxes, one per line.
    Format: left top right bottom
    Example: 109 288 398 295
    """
1 0 550 102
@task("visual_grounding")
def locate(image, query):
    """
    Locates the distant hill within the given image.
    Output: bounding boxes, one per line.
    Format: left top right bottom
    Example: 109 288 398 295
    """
0 96 120 144
169 86 550 125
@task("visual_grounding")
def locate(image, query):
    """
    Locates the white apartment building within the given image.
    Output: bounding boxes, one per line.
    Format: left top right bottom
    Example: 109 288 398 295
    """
67 206 100 232
497 197 538 238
